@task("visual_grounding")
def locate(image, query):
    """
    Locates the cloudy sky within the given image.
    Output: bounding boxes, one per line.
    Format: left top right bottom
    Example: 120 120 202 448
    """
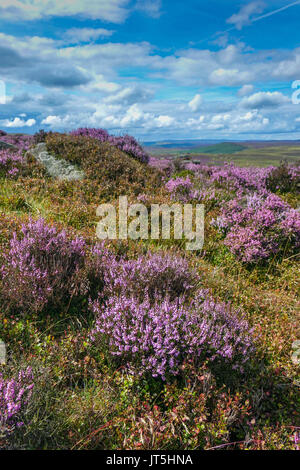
1 0 300 140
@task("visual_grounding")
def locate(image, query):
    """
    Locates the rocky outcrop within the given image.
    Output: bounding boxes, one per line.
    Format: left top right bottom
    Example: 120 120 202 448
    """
27 143 85 181
0 140 18 151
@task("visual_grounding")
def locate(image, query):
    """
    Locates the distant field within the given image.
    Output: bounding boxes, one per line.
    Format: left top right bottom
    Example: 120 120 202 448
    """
146 141 300 167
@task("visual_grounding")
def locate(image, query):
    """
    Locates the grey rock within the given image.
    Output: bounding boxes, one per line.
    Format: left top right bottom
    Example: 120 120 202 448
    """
0 140 18 151
291 340 300 366
0 339 6 365
291 351 300 366
26 143 85 181
292 340 300 350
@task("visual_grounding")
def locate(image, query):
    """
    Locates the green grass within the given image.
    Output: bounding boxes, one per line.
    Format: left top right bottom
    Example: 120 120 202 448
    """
0 137 299 450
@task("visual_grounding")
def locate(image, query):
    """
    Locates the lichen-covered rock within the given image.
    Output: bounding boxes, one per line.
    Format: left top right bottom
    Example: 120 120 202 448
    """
0 339 6 365
26 143 84 181
291 340 300 366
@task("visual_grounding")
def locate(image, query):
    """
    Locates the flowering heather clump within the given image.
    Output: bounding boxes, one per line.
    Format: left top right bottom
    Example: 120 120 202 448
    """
266 161 300 193
0 149 26 177
70 128 149 164
0 367 34 437
70 127 109 142
165 176 196 202
148 156 174 174
208 163 272 193
92 250 198 301
213 192 300 263
90 291 255 380
185 161 300 195
0 218 86 313
109 134 149 164
0 134 34 151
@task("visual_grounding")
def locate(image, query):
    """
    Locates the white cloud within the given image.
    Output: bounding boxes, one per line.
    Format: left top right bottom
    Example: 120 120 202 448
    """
0 0 130 23
1 117 36 127
153 115 175 127
41 115 62 126
238 84 254 97
227 2 265 30
210 68 252 86
188 94 202 112
241 91 290 109
135 0 162 18
104 86 154 105
64 28 115 44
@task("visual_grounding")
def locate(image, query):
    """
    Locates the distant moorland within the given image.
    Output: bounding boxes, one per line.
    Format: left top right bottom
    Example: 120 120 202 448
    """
145 140 300 167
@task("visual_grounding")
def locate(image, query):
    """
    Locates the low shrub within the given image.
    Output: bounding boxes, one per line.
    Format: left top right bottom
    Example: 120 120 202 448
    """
90 290 255 381
87 249 198 301
212 192 300 263
0 134 33 151
0 149 26 178
0 218 86 314
165 176 196 202
266 161 300 193
70 128 149 164
33 129 52 144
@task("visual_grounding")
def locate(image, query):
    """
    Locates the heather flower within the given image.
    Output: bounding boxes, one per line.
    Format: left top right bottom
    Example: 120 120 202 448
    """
90 291 255 380
0 149 26 178
0 134 33 151
0 218 86 313
0 367 34 437
213 191 300 263
90 249 198 301
70 128 149 164
185 161 300 196
165 176 197 202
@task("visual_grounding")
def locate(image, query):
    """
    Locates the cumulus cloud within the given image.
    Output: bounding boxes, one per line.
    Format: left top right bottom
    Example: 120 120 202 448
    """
0 0 130 23
1 117 36 127
27 65 92 88
227 1 265 30
153 115 175 127
241 91 290 109
188 94 202 112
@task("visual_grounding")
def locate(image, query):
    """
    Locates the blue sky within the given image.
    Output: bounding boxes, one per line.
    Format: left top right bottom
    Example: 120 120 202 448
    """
1 0 300 140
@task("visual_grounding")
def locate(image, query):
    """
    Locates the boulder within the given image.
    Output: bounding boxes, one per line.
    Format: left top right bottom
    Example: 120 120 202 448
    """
26 143 85 181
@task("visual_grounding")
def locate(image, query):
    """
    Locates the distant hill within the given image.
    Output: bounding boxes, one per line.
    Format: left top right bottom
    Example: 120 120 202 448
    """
197 142 248 154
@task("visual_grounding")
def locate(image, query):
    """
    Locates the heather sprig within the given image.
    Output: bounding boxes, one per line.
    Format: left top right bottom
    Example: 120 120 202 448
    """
0 367 34 437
